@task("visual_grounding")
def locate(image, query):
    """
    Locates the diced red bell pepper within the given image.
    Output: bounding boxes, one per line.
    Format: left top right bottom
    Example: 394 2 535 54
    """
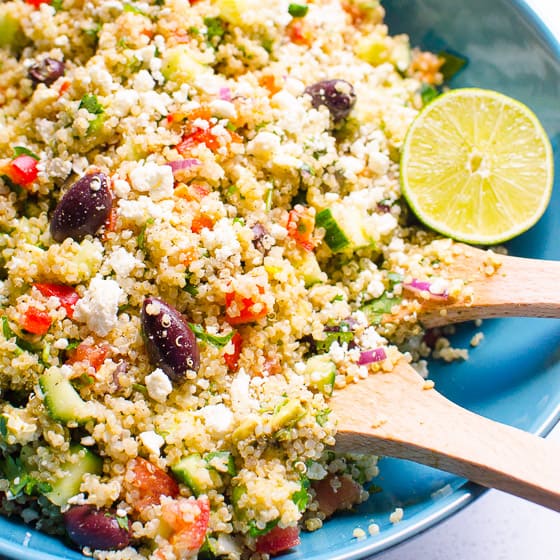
161 497 210 554
6 155 39 187
123 458 180 512
177 127 221 154
66 341 110 371
191 213 214 234
255 525 301 555
224 331 242 371
225 286 268 325
20 306 52 335
286 20 313 46
33 282 80 318
286 205 317 251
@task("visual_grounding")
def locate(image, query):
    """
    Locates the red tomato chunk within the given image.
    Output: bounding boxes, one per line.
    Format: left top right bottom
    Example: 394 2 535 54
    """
255 525 301 555
34 282 80 318
6 155 38 187
20 306 52 335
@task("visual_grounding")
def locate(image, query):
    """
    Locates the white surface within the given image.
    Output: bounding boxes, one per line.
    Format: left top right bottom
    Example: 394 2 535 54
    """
373 1 560 558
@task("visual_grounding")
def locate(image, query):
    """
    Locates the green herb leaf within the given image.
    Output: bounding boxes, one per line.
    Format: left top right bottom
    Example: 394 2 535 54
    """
438 50 468 81
189 323 234 348
420 83 439 105
123 3 146 14
291 477 310 511
315 408 330 426
138 217 154 251
204 16 226 43
315 324 353 353
0 416 7 438
361 293 401 325
288 3 309 17
116 514 129 530
183 271 199 297
79 94 104 115
248 519 278 538
13 146 39 160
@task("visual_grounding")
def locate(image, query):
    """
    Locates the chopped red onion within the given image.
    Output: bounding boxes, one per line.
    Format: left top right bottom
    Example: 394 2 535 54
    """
403 278 448 300
219 87 232 101
167 159 201 173
358 347 387 365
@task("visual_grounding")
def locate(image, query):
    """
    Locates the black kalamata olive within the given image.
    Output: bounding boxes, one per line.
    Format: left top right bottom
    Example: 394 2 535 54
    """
251 222 271 254
50 172 112 243
304 79 356 121
141 297 200 382
28 58 65 86
64 505 131 551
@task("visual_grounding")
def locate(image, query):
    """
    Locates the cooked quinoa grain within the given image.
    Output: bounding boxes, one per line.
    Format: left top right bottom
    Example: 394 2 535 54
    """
0 0 460 558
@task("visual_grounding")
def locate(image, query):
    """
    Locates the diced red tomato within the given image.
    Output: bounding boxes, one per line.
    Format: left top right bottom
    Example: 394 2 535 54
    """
25 0 51 6
286 205 317 251
66 341 110 371
124 458 180 512
312 474 363 518
225 286 268 325
190 213 214 234
174 183 211 202
161 497 210 555
20 306 52 335
5 155 38 187
286 20 313 46
255 525 301 555
224 331 242 371
177 127 221 154
33 282 80 318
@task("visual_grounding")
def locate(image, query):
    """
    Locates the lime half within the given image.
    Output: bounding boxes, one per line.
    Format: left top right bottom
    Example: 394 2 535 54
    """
400 88 554 245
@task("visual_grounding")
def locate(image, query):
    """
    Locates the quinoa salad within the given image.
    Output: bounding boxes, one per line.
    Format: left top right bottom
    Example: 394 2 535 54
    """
0 0 470 558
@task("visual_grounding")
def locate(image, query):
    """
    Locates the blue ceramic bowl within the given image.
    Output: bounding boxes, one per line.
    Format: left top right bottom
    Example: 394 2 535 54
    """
1 0 560 559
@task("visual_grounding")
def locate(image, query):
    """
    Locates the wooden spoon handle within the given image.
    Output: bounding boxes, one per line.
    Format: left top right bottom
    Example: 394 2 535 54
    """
333 360 560 511
417 245 560 327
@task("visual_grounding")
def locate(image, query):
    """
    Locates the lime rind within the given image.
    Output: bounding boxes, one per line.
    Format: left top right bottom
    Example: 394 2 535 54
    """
400 88 554 245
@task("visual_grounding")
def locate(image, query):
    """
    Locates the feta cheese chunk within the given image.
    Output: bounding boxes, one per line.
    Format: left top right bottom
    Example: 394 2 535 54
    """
73 276 123 336
145 368 173 403
129 162 174 201
199 404 234 435
139 430 164 456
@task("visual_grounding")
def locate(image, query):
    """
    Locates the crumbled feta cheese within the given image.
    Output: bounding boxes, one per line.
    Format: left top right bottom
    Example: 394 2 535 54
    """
230 368 256 412
111 89 139 117
139 430 164 456
200 218 241 261
134 70 156 92
73 276 123 336
247 131 281 158
209 99 237 120
112 178 131 198
199 404 233 435
118 196 174 225
145 368 173 403
108 247 143 278
129 162 174 201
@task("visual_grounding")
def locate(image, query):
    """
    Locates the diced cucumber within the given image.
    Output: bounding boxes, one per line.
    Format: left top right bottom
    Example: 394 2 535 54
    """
0 6 23 49
304 355 336 396
39 368 94 424
292 247 326 287
269 399 306 433
213 0 248 26
45 445 102 506
316 205 372 253
231 415 259 443
161 45 209 82
205 451 236 476
171 453 221 496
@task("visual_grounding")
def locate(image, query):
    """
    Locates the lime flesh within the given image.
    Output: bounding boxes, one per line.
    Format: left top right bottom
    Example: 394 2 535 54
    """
400 88 554 245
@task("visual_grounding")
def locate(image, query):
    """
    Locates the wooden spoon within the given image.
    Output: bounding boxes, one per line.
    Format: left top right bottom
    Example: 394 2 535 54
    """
331 356 560 511
390 244 560 328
